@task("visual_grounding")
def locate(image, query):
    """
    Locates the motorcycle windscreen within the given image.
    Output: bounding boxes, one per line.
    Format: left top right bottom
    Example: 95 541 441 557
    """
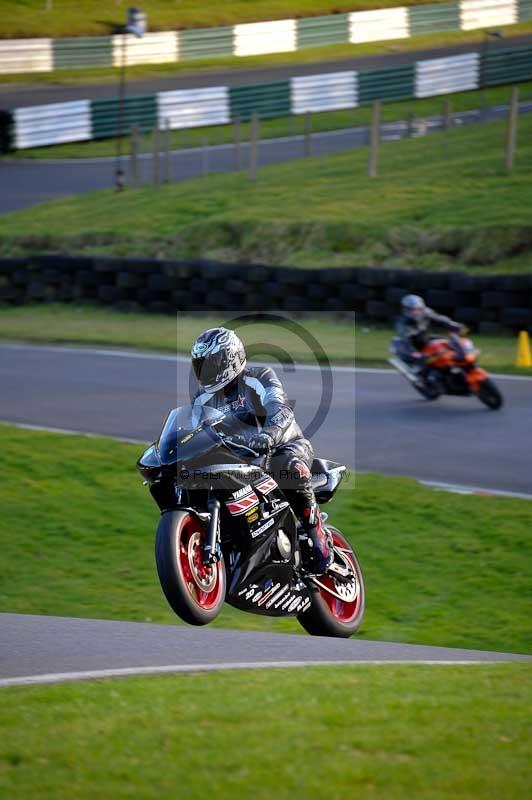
157 404 225 464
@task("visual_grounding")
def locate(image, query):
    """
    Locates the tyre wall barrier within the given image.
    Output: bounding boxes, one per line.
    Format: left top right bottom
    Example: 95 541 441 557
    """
0 0 526 74
0 255 530 333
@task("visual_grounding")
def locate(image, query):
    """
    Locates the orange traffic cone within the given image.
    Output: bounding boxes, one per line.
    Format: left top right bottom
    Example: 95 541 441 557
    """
515 330 532 368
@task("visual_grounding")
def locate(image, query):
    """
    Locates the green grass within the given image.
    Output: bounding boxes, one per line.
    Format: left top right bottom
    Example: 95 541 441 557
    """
0 306 530 375
2 24 532 85
1 424 531 653
1 666 531 799
2 113 532 272
0 0 520 38
13 82 532 161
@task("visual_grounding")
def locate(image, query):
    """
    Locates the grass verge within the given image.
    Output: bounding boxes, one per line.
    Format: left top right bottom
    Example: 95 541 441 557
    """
0 306 529 375
2 114 532 272
0 0 468 38
11 82 532 161
1 424 530 653
1 665 531 800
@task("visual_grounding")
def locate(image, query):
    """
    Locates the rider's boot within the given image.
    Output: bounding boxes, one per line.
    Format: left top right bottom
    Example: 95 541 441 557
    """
300 501 334 574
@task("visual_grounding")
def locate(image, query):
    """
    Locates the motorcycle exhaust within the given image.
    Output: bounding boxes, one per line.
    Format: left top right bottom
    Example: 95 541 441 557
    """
388 357 418 384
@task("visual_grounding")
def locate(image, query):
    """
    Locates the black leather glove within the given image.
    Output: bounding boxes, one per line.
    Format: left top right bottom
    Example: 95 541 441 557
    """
231 431 273 455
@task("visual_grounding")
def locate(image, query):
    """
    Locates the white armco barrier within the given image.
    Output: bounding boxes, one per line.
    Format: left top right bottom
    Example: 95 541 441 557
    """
158 86 230 130
349 8 410 43
233 19 296 56
14 100 92 149
415 52 480 97
291 71 358 114
112 31 178 66
460 0 517 30
0 38 53 73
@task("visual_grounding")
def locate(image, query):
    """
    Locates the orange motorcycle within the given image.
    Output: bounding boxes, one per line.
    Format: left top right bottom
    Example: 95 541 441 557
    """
389 333 503 410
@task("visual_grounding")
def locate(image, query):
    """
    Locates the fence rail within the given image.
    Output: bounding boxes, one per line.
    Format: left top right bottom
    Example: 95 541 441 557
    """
0 0 528 74
2 45 531 151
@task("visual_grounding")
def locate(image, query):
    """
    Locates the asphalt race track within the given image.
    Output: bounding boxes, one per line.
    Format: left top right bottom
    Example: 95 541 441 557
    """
1 614 529 687
3 34 531 110
0 343 531 495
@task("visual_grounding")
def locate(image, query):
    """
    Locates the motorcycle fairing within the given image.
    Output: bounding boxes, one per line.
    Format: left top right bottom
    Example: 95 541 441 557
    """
464 366 489 393
223 496 312 616
226 549 312 617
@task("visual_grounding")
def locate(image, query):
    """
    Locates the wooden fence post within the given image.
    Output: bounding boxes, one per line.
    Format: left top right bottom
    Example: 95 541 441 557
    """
442 99 452 160
152 126 160 187
234 116 241 171
304 111 312 158
505 87 519 171
163 119 171 183
368 100 381 178
130 123 140 187
248 112 259 181
202 137 210 177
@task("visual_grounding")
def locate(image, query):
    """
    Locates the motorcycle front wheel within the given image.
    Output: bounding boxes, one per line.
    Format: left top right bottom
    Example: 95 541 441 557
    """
477 377 504 410
298 527 365 638
155 510 226 626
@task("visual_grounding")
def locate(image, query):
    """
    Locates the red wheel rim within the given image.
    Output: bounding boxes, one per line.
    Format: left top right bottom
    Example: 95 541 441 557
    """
317 531 362 624
177 515 224 611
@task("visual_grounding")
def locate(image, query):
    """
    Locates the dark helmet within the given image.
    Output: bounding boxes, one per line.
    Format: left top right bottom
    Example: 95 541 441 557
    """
401 294 426 322
191 327 246 393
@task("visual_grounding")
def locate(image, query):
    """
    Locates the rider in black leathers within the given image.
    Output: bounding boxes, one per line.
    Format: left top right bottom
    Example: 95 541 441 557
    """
191 327 333 573
394 294 463 369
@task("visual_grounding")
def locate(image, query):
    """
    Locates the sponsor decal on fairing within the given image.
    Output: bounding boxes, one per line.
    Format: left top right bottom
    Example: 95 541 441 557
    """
237 581 310 612
226 490 260 516
232 484 253 500
255 476 278 495
250 517 275 538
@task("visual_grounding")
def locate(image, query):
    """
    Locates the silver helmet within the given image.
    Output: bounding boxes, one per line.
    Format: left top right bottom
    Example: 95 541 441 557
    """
401 294 426 321
191 327 246 393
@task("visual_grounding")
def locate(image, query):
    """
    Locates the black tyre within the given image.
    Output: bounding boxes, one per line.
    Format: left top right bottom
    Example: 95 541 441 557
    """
477 377 503 410
298 527 365 638
155 510 226 626
412 379 440 401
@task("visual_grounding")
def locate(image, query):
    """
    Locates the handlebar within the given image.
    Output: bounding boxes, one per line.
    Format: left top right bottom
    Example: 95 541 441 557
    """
217 432 261 459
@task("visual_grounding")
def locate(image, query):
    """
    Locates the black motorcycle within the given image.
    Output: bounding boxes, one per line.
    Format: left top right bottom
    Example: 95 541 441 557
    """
137 405 365 638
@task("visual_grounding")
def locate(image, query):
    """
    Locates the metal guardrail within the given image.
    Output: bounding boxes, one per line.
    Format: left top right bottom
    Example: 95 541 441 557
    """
0 0 528 74
3 45 532 151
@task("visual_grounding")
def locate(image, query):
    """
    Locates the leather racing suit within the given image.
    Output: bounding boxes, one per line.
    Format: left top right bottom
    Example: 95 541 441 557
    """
394 307 462 365
193 365 317 525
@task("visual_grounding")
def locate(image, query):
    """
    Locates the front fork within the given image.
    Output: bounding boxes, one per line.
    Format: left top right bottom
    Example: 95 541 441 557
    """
203 496 221 566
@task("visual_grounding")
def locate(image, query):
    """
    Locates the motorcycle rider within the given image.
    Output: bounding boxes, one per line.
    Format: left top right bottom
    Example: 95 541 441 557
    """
190 326 333 574
394 294 463 371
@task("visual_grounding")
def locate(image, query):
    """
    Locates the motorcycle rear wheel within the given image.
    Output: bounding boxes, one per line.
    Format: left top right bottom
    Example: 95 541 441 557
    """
477 377 503 410
155 510 226 626
298 527 365 638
